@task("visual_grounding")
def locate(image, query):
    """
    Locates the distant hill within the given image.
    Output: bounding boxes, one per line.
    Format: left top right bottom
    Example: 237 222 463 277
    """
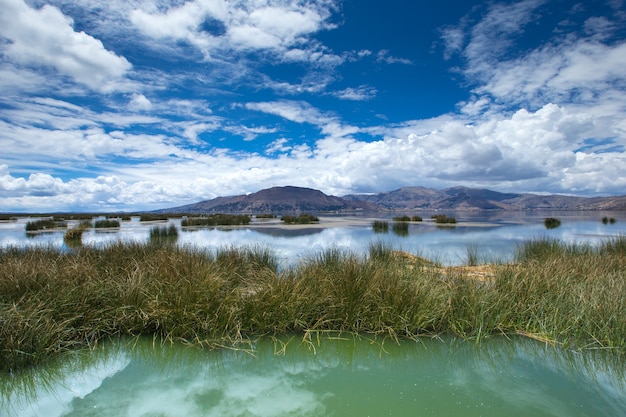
161 186 375 214
159 185 626 214
343 186 626 211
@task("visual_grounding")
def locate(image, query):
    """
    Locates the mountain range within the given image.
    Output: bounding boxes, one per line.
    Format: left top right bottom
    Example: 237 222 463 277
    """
159 185 626 214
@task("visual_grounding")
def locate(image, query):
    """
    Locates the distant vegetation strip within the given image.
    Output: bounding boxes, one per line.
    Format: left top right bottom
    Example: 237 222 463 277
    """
25 219 66 232
1 237 625 372
255 213 276 219
431 214 456 224
281 214 319 224
181 215 251 227
392 215 423 222
139 214 170 222
94 219 121 229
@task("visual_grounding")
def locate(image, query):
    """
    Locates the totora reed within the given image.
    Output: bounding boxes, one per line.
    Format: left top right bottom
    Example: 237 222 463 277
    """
0 237 625 372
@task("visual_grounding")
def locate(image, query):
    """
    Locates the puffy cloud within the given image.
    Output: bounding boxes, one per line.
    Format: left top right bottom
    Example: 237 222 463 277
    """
128 94 153 112
0 0 131 91
4 100 625 212
473 39 626 107
366 103 625 194
2 0 625 212
130 0 335 59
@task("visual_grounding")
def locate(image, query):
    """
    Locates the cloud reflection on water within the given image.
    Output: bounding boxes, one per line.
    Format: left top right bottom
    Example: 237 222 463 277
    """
2 336 625 417
1 213 626 267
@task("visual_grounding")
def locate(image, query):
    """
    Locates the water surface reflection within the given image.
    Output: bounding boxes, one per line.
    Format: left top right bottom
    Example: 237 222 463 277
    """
1 212 625 265
2 336 624 417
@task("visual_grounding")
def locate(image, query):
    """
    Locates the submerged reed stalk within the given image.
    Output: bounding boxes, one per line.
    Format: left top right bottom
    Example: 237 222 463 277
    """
1 237 624 372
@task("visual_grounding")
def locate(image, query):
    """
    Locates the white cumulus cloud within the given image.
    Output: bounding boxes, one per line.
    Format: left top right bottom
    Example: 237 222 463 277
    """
0 0 131 91
128 94 153 112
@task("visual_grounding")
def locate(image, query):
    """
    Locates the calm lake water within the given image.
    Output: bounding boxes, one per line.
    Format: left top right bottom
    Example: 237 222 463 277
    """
2 211 625 266
2 336 625 417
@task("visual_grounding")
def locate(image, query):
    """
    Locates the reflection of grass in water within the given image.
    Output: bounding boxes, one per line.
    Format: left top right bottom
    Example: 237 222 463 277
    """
0 340 129 413
3 334 624 416
391 221 409 237
371 220 389 233
1 237 625 373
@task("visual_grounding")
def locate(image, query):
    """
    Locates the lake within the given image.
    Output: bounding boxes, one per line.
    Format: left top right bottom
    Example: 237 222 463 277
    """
2 335 624 417
2 211 625 266
2 211 625 416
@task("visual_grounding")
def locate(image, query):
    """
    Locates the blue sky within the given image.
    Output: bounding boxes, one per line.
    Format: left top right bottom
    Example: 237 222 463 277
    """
1 0 626 212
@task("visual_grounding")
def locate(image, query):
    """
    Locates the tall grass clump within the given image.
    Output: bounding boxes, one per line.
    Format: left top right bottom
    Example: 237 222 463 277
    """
391 221 409 236
94 219 120 229
140 214 169 222
25 219 66 232
501 236 626 350
148 224 179 245
1 236 625 372
392 215 411 222
367 241 395 263
544 217 561 229
281 214 319 224
602 216 617 224
465 244 480 266
432 214 456 224
63 221 91 243
181 214 251 227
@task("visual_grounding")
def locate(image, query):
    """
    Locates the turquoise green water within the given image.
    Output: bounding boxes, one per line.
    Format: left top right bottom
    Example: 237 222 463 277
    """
2 336 625 417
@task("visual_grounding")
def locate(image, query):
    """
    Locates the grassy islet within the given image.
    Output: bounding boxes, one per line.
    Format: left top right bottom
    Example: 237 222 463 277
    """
1 236 624 372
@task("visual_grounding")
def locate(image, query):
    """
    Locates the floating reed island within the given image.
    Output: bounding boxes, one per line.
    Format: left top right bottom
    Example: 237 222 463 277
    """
1 237 625 372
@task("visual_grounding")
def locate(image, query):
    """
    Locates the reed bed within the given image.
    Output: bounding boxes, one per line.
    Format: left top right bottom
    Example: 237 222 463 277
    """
391 221 409 236
280 214 319 224
24 219 66 232
432 214 456 224
372 220 389 232
544 217 562 229
94 219 121 229
0 237 624 372
181 214 251 227
63 221 91 242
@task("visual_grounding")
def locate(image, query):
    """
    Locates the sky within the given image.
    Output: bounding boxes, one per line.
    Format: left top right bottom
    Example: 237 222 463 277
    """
1 0 626 212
